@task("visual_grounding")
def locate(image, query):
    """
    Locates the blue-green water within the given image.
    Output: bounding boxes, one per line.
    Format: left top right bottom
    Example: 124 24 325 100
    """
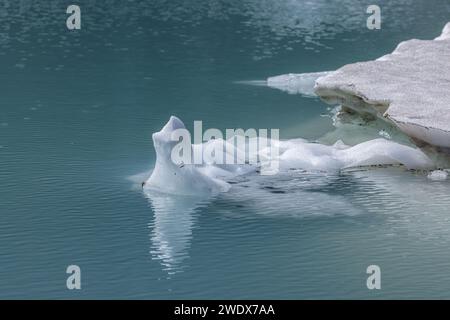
1 0 450 299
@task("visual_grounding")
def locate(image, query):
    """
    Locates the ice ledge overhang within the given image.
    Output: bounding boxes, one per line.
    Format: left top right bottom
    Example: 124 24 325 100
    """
314 22 450 149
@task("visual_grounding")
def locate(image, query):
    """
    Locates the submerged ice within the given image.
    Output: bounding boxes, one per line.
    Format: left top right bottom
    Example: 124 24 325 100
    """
144 116 434 196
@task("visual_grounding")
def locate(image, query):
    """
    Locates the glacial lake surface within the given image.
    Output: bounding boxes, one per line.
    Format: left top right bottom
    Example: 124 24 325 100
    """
1 0 450 298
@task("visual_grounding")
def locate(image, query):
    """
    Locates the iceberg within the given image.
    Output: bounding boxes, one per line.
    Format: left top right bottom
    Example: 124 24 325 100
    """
314 23 450 151
144 116 231 196
144 116 434 196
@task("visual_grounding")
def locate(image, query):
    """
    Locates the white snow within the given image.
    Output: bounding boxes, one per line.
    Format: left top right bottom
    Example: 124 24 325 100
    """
427 170 448 181
267 71 331 96
144 116 434 195
315 22 450 149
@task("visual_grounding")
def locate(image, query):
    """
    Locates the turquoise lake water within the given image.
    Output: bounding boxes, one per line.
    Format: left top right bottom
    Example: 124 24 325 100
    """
1 0 450 299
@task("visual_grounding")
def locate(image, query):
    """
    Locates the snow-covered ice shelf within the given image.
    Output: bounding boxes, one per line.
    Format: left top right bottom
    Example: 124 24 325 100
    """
315 23 450 150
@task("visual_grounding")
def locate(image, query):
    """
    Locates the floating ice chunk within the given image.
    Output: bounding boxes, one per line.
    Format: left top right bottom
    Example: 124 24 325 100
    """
315 22 450 149
278 138 433 171
144 117 434 195
144 116 231 196
337 139 433 170
267 71 331 96
427 170 448 181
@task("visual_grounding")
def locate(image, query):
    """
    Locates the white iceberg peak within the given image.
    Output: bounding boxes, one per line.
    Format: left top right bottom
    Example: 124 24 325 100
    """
146 116 230 196
159 115 185 133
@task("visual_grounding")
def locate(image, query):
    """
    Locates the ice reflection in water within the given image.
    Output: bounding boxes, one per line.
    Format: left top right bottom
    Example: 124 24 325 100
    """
219 167 450 220
144 165 450 275
145 191 210 275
